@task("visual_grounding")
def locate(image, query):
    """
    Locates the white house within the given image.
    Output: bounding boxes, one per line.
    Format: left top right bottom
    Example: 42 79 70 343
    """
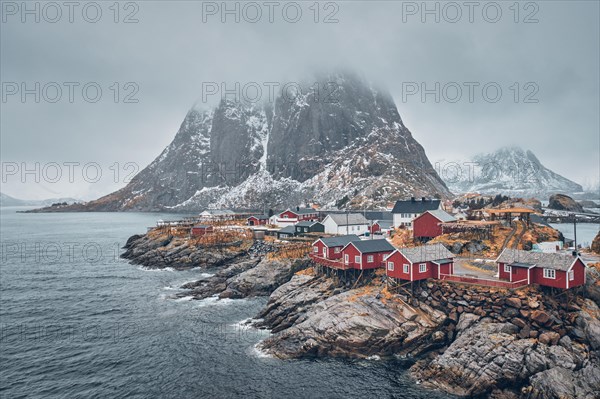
322 213 370 235
391 197 441 228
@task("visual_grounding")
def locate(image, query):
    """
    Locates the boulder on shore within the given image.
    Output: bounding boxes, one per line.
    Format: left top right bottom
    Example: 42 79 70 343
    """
547 194 584 212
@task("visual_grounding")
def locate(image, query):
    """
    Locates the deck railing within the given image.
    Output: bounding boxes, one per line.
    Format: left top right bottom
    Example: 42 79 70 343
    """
439 274 528 289
308 253 353 270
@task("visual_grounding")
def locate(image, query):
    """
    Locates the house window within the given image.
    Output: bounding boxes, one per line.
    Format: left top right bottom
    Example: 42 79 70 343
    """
313 247 318 253
543 268 556 279
403 264 409 273
367 255 374 263
504 265 511 273
387 262 394 271
334 247 340 253
568 270 574 281
323 248 327 257
344 254 349 263
355 256 360 264
419 263 427 273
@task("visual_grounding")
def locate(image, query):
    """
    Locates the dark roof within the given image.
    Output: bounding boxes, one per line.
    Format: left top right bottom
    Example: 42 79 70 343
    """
397 244 455 263
432 258 453 265
347 239 396 254
364 211 393 221
285 208 317 215
392 199 441 214
496 249 581 271
422 209 456 223
509 262 536 268
248 215 269 220
317 235 361 248
296 221 322 227
374 220 393 229
278 226 296 234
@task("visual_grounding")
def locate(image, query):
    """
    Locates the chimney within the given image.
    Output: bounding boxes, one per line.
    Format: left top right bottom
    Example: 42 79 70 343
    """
422 197 426 202
296 206 300 211
411 197 416 202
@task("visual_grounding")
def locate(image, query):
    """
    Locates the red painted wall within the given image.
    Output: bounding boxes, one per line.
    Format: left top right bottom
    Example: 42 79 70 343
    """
247 217 267 226
413 212 443 239
510 266 529 284
439 263 453 277
568 259 586 288
342 244 362 269
411 261 435 281
280 210 299 219
360 251 392 270
531 267 567 289
370 223 381 234
313 241 345 260
498 262 510 280
385 252 412 280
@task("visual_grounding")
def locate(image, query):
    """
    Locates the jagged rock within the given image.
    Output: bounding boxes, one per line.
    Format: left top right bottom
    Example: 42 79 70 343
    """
528 364 600 399
538 331 560 346
506 298 522 308
591 231 600 254
548 194 584 212
530 310 551 325
258 284 447 359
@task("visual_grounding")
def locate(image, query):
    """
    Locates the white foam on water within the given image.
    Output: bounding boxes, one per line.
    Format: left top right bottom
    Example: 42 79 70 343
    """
195 296 245 308
174 296 194 302
137 266 176 272
251 342 273 359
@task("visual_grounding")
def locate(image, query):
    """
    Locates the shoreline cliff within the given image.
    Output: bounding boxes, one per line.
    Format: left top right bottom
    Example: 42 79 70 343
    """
121 231 600 399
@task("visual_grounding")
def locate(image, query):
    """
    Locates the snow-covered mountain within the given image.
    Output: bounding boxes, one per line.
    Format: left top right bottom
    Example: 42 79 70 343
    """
442 147 583 198
64 70 450 211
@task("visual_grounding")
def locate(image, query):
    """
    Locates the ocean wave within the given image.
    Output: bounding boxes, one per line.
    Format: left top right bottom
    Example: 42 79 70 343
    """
174 296 194 302
137 266 176 272
251 342 273 359
195 295 245 308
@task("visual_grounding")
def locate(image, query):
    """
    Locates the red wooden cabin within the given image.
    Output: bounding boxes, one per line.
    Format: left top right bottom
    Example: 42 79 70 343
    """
247 215 269 226
279 208 318 222
312 235 361 260
496 249 587 289
191 225 214 237
386 243 455 281
413 210 456 241
341 239 396 270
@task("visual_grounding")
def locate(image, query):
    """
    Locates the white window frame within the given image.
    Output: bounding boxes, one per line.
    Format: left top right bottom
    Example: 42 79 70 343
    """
568 270 574 281
344 254 349 264
419 263 427 273
323 248 327 257
334 247 340 253
504 264 511 273
354 256 360 264
313 247 319 253
403 264 409 274
367 255 374 263
543 268 556 279
387 262 394 271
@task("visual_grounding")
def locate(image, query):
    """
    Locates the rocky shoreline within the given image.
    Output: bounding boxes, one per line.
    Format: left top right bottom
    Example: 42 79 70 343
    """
122 232 600 398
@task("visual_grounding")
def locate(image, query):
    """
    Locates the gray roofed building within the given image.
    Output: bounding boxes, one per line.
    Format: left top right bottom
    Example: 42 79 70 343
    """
373 220 394 229
398 243 455 263
364 211 393 221
346 239 396 254
425 209 457 223
496 248 580 271
392 198 441 214
296 221 320 227
317 235 361 248
325 213 368 225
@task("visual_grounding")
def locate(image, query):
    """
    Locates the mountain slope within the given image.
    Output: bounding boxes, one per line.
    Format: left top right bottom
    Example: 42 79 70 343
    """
443 147 583 198
58 71 450 211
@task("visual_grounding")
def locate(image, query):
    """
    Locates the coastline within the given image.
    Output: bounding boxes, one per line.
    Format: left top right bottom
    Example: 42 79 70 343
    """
122 229 600 399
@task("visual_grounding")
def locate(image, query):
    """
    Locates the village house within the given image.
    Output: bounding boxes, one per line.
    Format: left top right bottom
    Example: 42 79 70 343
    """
247 215 269 226
272 208 319 227
392 197 441 228
311 234 361 260
199 209 236 221
191 224 214 237
369 220 394 235
322 213 369 235
496 249 586 289
385 243 455 282
341 239 396 270
294 221 325 235
413 209 456 242
276 225 296 239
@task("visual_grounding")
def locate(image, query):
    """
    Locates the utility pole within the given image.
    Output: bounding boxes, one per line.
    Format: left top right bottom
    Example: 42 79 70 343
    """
573 213 578 256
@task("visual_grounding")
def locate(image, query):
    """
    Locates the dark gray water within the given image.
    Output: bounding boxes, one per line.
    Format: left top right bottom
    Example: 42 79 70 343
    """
0 207 453 398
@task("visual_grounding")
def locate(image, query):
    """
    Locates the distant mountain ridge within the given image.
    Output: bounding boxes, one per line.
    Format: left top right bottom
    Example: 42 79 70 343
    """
0 192 79 207
442 147 583 198
47 70 450 212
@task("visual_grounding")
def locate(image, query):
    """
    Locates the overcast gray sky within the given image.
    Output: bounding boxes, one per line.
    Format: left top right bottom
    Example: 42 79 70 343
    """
1 0 599 200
